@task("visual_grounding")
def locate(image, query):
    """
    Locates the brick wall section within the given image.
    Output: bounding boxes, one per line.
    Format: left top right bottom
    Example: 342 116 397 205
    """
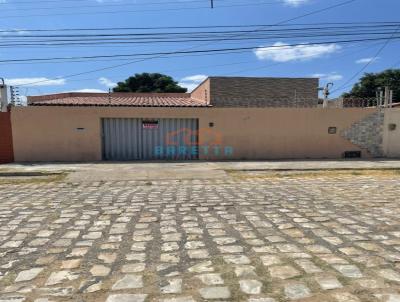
208 77 319 107
0 112 14 164
340 110 384 157
190 79 211 104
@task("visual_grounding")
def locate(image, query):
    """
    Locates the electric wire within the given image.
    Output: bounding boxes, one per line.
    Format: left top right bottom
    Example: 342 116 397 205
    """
14 0 358 87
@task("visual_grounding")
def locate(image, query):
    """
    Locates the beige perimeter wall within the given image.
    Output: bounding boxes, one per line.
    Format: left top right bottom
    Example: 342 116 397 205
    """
11 106 378 162
383 108 400 158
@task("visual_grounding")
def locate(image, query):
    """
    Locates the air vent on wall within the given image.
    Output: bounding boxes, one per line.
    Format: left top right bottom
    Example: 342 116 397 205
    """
343 151 361 158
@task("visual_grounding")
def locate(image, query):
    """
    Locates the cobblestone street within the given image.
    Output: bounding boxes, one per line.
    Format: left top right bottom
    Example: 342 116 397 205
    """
1 171 400 301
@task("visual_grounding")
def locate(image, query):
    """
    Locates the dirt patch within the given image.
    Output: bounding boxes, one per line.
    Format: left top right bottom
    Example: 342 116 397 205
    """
0 172 68 185
226 169 400 180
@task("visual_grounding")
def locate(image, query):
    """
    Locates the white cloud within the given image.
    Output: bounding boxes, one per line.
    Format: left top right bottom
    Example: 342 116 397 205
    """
180 74 207 83
178 82 199 92
5 77 66 87
254 42 341 62
179 74 208 92
98 77 117 88
70 89 107 93
282 0 309 6
0 28 29 36
312 72 343 81
356 57 379 64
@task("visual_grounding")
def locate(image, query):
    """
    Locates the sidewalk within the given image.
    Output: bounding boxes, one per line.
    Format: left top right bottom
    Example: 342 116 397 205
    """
1 160 400 181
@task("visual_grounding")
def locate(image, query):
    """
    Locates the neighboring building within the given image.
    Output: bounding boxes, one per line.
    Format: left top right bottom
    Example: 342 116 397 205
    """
28 76 319 108
192 77 319 107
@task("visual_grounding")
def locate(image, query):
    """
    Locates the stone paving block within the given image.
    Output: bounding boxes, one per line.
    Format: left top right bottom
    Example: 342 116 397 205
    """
239 279 262 295
15 268 43 282
196 273 224 285
332 292 360 302
121 263 146 273
0 297 26 302
315 275 343 290
248 298 276 302
45 271 79 286
160 278 182 294
333 265 363 278
284 282 311 300
112 274 143 290
106 294 147 302
268 265 301 279
1 173 400 301
374 294 400 302
379 269 400 282
159 297 196 302
90 265 111 277
60 259 81 269
199 287 231 299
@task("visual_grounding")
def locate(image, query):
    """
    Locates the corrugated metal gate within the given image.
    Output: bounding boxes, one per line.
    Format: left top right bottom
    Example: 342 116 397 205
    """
102 118 199 160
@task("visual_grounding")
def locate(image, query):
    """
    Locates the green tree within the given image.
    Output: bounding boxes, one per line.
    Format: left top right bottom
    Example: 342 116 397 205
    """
113 73 187 93
343 69 400 100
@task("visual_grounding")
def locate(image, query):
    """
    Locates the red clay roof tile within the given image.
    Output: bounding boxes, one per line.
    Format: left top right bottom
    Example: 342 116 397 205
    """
28 92 210 107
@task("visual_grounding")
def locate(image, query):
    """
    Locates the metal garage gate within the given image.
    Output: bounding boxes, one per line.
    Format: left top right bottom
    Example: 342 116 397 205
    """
102 118 199 160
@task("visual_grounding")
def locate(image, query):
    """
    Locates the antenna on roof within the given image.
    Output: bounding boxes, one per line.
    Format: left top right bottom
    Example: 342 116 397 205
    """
108 88 112 105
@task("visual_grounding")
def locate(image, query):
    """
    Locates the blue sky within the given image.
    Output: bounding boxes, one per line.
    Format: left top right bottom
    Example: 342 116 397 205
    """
1 0 399 98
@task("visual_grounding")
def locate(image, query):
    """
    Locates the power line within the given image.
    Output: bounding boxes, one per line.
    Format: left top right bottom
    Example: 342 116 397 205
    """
4 38 386 66
0 0 249 5
0 0 98 4
0 0 280 11
2 32 398 49
3 37 394 64
0 32 393 47
0 1 287 19
15 40 392 93
3 24 399 39
2 21 396 33
17 0 357 87
332 25 400 93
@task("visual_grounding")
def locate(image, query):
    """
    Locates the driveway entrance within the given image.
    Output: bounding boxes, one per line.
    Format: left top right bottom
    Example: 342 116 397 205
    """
101 118 199 160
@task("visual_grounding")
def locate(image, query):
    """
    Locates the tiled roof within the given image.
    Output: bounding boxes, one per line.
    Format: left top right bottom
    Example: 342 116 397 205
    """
27 92 210 107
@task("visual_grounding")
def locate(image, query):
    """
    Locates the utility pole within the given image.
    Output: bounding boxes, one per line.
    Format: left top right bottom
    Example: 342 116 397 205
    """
210 0 214 8
384 86 390 108
321 83 333 108
0 78 8 112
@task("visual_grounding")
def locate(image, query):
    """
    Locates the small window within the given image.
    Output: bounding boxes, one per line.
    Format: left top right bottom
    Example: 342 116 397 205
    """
328 127 337 134
389 123 397 131
209 122 214 128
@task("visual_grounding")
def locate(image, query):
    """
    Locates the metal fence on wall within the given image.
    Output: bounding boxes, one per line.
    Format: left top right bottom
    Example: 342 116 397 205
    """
327 97 398 109
213 97 397 108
